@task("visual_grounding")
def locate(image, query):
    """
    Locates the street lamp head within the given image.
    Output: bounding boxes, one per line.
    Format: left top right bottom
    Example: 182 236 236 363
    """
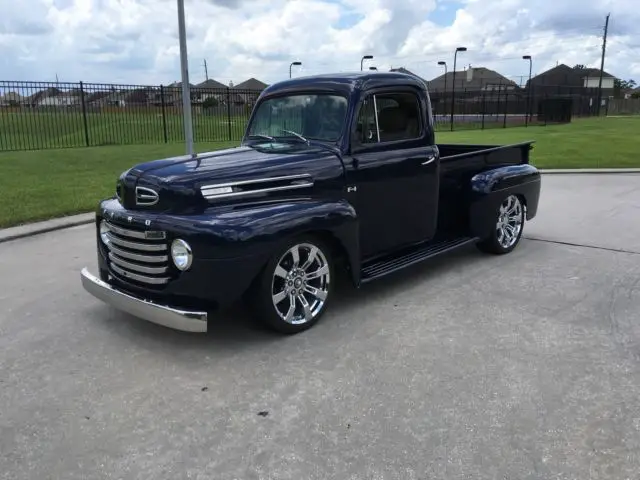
456 47 467 52
523 55 531 60
369 66 378 70
362 55 373 60
438 61 446 65
291 61 302 66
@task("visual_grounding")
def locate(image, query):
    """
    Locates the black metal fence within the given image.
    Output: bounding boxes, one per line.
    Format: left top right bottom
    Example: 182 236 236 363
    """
0 81 260 152
0 80 613 152
427 86 607 130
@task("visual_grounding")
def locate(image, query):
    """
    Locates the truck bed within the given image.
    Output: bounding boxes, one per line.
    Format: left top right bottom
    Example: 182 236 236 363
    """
435 141 535 236
437 141 534 174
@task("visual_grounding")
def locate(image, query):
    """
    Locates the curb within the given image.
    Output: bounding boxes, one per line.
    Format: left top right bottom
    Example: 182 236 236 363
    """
539 168 640 174
0 212 95 244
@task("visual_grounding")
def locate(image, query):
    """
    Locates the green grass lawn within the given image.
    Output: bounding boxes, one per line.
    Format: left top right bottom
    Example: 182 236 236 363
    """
0 116 638 229
0 109 248 150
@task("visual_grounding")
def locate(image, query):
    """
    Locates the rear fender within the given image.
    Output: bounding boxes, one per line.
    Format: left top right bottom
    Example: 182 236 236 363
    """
468 164 541 239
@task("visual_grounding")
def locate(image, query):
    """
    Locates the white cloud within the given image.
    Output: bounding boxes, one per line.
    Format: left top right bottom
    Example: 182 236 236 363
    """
0 0 638 88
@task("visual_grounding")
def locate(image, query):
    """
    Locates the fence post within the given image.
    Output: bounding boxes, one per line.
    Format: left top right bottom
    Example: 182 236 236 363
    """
79 81 90 147
503 92 508 128
481 91 486 130
160 85 168 143
226 87 232 141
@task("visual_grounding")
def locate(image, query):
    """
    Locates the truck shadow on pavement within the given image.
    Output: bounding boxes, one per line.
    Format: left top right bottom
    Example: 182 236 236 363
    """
90 241 527 358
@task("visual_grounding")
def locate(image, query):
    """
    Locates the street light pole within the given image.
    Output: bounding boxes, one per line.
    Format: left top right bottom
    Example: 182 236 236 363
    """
438 61 447 116
450 47 467 132
176 0 194 156
523 55 532 127
361 55 373 71
290 61 302 78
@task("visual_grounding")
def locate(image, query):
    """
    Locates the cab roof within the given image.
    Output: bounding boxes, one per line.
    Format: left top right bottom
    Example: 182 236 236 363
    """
260 71 429 98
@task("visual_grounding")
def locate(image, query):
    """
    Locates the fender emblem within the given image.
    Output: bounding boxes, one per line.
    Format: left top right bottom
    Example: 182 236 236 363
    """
347 186 357 193
127 216 133 223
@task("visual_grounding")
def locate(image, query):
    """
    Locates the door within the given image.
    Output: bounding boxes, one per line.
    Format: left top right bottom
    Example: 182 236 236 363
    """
344 88 440 259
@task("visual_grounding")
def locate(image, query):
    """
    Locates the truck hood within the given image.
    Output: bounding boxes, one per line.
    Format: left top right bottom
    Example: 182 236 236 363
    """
118 142 344 213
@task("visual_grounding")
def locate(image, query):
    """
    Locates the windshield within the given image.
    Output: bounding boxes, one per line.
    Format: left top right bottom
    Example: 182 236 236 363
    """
246 93 348 143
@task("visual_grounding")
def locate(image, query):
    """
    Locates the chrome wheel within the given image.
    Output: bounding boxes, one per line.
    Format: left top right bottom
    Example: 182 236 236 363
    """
271 242 331 325
496 195 523 249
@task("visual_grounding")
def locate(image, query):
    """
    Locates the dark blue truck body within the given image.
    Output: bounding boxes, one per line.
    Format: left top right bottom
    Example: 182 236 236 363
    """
81 71 541 334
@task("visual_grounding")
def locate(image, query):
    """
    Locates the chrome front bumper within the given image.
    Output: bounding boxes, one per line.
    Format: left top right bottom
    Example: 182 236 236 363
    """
80 267 208 333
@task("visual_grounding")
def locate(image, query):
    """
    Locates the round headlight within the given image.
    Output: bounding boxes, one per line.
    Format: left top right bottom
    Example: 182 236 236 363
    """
171 239 193 271
99 221 110 245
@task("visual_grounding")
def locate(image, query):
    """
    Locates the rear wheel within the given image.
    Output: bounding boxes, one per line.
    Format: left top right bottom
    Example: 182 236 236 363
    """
252 236 333 334
476 194 525 254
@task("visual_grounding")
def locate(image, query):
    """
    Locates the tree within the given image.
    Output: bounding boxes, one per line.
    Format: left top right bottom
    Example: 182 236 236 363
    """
614 78 637 98
202 96 219 108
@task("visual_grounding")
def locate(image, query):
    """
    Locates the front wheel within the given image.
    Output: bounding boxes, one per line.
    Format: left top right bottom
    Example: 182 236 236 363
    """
251 236 333 334
476 194 525 254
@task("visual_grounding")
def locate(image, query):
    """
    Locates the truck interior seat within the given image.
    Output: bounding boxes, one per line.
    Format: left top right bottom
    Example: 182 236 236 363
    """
377 106 409 142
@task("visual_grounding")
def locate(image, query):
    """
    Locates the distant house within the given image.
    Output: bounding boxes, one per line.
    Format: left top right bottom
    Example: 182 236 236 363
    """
233 78 268 106
527 63 616 97
36 89 81 107
154 81 196 106
427 67 519 96
196 79 227 90
623 87 640 99
194 78 228 104
89 88 154 107
21 87 62 107
90 91 128 107
234 78 268 91
0 91 22 106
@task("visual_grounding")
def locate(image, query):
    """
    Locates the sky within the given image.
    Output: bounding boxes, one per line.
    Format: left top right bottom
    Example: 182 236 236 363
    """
1 0 638 89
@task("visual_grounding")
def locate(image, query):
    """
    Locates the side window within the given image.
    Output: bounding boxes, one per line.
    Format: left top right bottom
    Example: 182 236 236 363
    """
354 91 422 146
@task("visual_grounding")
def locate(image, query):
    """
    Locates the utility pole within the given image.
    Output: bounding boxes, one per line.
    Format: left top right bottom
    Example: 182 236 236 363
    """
203 59 209 81
176 0 194 157
596 13 610 116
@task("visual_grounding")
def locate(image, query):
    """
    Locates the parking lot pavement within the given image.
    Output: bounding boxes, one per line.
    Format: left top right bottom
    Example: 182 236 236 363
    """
1 175 639 480
525 173 640 253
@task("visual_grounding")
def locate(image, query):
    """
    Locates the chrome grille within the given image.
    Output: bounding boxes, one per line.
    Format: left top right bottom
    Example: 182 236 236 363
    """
102 220 170 285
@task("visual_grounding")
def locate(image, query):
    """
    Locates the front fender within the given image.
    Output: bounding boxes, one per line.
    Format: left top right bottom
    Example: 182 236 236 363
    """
198 197 358 259
468 164 541 239
188 198 361 287
98 197 360 304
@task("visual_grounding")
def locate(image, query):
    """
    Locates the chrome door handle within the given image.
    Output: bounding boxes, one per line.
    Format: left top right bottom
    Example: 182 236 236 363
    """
421 155 436 166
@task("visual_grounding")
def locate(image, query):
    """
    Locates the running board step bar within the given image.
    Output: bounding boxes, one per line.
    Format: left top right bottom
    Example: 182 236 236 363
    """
361 237 479 283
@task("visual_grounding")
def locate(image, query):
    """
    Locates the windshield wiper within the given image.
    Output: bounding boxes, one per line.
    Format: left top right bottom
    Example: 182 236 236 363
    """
280 129 309 144
247 134 275 142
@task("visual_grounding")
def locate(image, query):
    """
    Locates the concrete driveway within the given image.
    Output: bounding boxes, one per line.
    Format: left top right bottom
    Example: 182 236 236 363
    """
1 174 639 480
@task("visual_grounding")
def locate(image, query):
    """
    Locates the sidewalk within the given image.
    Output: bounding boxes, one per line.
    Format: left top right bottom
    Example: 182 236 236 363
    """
0 212 95 244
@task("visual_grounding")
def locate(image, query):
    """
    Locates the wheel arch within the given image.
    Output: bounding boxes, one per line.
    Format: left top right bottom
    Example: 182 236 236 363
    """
468 164 541 239
240 202 361 300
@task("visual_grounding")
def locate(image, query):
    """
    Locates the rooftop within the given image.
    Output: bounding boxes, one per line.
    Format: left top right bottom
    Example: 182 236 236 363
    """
261 71 428 97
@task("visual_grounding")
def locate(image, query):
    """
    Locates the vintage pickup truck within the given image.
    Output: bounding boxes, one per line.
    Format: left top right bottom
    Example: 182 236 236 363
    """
81 71 541 334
